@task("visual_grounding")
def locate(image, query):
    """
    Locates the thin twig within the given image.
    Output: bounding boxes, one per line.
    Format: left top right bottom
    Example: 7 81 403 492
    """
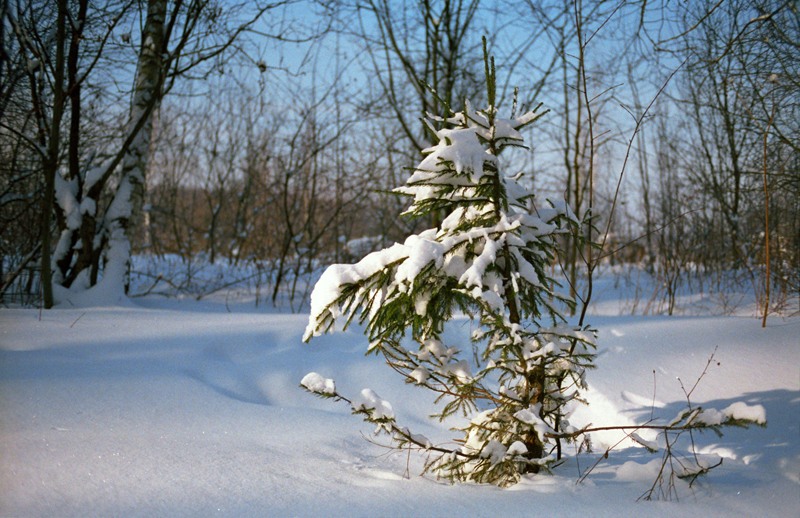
69 312 86 328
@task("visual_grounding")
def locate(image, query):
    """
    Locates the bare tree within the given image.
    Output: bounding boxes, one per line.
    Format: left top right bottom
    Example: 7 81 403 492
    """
662 0 798 307
2 0 285 307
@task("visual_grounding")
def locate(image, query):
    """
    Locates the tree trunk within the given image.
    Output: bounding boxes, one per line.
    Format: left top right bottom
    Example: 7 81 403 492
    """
40 0 68 309
100 0 166 296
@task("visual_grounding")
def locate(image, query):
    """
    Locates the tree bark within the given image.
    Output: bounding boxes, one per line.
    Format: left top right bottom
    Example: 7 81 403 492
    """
39 0 68 309
101 0 166 295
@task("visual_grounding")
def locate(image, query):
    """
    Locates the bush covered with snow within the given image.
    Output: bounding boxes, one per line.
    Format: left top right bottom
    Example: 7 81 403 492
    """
302 44 770 490
304 45 596 486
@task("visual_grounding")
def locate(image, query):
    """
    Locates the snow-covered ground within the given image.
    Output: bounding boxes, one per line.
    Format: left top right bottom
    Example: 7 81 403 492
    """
1 284 798 516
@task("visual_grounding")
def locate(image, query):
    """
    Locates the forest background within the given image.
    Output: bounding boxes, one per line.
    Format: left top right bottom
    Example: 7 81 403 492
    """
1 0 798 316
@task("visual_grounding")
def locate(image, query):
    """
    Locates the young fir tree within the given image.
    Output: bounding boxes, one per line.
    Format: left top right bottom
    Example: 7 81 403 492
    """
302 46 595 487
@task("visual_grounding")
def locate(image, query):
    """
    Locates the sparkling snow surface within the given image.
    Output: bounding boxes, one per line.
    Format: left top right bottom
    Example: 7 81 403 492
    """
1 294 798 517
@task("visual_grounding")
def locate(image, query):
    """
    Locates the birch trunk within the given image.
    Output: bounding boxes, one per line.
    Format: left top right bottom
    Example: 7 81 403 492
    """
97 0 166 298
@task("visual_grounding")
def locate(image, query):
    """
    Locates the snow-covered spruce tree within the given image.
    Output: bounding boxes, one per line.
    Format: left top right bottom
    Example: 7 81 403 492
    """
302 49 595 487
